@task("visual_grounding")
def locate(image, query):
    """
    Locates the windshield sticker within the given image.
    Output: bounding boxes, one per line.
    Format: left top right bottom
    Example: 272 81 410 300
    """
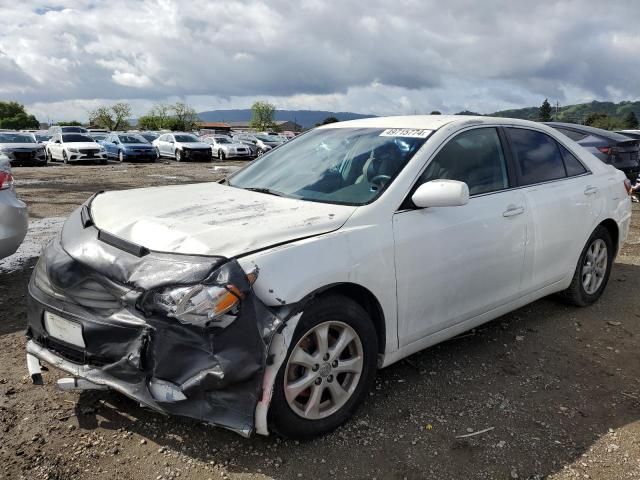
379 128 432 138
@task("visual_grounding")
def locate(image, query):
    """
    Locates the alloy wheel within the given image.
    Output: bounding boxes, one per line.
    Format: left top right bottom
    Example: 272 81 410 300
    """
284 321 364 420
582 238 607 295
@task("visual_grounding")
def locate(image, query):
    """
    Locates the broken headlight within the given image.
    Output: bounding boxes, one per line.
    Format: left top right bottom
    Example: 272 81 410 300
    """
142 264 258 328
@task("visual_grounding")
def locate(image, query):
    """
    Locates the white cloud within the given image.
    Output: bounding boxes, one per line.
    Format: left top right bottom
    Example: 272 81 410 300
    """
0 0 638 121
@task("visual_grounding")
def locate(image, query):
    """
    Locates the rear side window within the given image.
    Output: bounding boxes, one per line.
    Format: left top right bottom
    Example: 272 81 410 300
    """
507 128 566 185
555 128 588 142
559 144 588 176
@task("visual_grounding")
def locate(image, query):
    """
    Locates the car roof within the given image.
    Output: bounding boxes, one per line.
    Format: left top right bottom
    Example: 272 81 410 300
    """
544 122 633 141
317 114 561 131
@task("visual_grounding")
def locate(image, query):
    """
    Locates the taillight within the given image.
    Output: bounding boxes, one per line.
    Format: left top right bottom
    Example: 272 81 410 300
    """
597 146 612 155
0 171 13 190
624 178 633 196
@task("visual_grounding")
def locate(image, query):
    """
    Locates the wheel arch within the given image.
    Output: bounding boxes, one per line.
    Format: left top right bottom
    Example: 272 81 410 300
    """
598 218 619 256
299 282 386 355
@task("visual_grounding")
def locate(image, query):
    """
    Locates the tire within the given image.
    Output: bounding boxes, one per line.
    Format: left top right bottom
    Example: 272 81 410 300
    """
118 150 125 162
218 149 226 161
269 294 378 439
155 148 161 159
62 151 69 164
561 225 614 307
175 149 182 162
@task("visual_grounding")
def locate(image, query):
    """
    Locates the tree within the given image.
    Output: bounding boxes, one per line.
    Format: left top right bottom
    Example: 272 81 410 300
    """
171 102 199 131
137 104 172 130
0 101 39 129
249 101 276 131
538 99 552 122
55 120 83 126
430 110 442 115
623 111 639 129
320 116 339 125
88 102 132 130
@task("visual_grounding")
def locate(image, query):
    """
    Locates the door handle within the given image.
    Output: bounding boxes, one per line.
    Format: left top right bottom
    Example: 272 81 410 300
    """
503 206 525 217
584 185 599 195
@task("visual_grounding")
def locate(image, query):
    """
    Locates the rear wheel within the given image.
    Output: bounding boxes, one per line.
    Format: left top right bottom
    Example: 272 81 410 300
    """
269 294 378 439
218 149 226 161
561 225 614 306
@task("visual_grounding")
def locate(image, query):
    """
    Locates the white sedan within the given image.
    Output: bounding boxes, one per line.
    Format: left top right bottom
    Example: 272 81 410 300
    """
46 132 107 164
25 116 631 439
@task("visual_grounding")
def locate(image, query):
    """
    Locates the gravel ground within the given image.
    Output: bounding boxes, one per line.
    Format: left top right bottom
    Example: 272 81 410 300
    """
1 160 639 479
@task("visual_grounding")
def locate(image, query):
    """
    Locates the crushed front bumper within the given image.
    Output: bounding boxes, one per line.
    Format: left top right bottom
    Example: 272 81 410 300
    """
25 203 286 437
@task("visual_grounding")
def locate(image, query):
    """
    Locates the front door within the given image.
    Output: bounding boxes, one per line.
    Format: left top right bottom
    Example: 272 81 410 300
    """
393 127 528 347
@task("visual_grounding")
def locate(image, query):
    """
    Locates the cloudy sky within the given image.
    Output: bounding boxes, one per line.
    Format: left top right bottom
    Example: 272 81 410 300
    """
1 0 639 122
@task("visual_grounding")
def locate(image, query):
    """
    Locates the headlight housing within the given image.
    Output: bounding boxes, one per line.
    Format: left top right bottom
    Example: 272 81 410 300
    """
68 148 79 153
141 264 258 328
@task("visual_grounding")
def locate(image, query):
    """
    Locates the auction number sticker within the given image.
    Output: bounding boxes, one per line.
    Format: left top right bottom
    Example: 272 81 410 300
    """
379 128 432 138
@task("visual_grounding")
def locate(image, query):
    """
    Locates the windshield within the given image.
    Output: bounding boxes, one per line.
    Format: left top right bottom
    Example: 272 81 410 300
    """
0 133 35 143
174 134 198 142
141 133 158 142
90 133 107 141
60 126 87 133
229 127 430 206
62 134 94 143
215 137 231 144
118 134 148 144
36 134 52 142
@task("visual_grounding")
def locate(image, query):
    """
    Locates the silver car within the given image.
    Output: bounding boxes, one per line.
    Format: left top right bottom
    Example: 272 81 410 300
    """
0 132 47 167
203 136 253 160
0 155 28 259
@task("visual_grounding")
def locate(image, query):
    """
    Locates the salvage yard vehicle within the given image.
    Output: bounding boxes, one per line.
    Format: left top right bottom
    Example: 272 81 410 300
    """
546 122 640 181
0 132 47 166
101 132 157 162
152 133 212 162
25 115 632 439
233 133 273 156
203 135 253 160
48 125 89 135
0 155 27 259
46 133 108 164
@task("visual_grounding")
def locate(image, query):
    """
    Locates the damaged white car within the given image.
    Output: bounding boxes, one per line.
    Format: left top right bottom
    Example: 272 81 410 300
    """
26 116 632 439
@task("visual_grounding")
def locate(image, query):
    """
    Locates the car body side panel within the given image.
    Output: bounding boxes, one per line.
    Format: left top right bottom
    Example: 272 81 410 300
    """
237 222 399 356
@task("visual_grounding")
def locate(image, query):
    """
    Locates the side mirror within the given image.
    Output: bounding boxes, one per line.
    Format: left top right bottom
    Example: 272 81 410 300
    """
412 180 469 208
112 140 118 144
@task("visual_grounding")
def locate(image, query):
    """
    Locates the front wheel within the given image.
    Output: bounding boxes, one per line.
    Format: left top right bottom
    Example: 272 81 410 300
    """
175 149 182 162
269 294 378 439
561 225 614 306
118 150 125 162
218 149 226 161
62 151 69 164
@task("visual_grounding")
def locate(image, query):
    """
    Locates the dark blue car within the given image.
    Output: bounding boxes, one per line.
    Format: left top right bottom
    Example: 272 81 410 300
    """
101 133 157 163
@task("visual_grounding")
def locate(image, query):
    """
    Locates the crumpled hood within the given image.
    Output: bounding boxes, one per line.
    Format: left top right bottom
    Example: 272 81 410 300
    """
178 142 210 149
90 182 356 257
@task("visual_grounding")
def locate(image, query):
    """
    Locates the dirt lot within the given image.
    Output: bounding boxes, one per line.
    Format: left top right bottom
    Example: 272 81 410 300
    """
1 161 639 479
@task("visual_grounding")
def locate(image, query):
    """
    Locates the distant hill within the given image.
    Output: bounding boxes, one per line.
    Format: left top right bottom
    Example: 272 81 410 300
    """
491 100 640 123
197 109 375 129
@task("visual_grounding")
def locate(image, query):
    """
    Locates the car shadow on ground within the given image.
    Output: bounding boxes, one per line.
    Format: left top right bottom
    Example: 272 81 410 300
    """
58 262 640 479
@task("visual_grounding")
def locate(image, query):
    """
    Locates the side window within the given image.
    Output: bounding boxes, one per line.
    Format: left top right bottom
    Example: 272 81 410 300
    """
507 128 566 186
556 128 587 142
158 134 166 142
419 127 509 196
559 144 588 176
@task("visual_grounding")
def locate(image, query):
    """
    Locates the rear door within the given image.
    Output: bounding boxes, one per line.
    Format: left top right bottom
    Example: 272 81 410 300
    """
504 127 601 293
394 127 528 346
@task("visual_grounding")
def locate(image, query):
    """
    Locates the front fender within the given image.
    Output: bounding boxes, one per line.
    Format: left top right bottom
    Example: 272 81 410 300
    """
237 222 398 355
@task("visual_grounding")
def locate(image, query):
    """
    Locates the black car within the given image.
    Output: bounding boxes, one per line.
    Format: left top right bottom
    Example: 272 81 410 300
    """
0 132 47 166
546 122 640 180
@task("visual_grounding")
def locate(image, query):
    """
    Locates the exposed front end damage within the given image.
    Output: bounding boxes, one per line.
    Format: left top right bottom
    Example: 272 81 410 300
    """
25 201 294 437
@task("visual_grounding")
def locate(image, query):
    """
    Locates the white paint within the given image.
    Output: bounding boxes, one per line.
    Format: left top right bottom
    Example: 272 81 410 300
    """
90 182 356 257
0 216 65 273
411 179 469 208
254 313 302 436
